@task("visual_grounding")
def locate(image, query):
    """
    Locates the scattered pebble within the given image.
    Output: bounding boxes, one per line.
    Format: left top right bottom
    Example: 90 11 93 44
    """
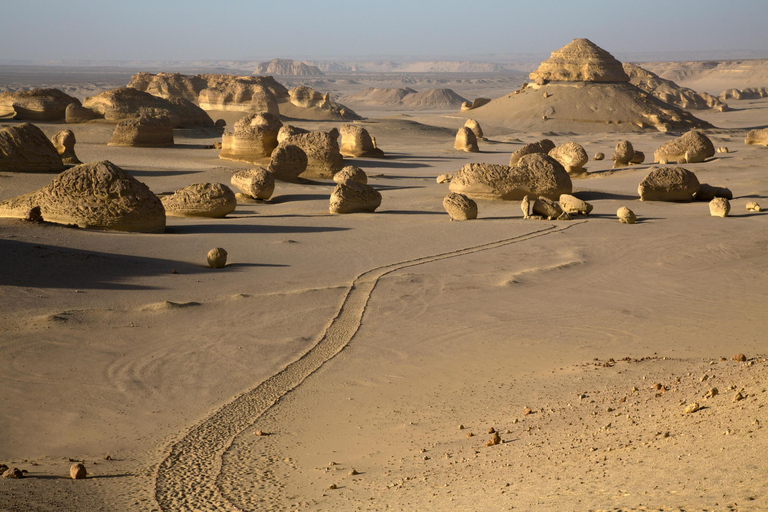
349 469 359 476
733 392 746 402
2 467 24 479
523 407 532 416
705 388 719 399
733 353 747 362
683 402 700 414
487 427 496 434
466 432 474 438
329 483 337 490
486 432 501 447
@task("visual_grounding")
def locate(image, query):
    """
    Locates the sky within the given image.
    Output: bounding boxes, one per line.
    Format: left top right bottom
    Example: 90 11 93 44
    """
3 0 768 63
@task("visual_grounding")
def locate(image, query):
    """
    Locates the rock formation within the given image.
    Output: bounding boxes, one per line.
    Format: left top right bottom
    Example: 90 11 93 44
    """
611 141 635 167
460 98 491 111
277 125 309 144
617 206 636 224
219 112 283 163
653 131 715 163
231 168 275 200
108 116 174 147
207 248 228 268
268 144 308 182
275 131 344 179
522 196 568 220
454 127 479 152
630 151 645 165
333 166 368 185
510 139 556 165
464 119 483 139
339 124 384 158
0 123 65 172
623 63 728 112
709 197 730 217
594 152 605 160
443 192 478 220
745 128 768 146
0 160 165 232
253 58 324 76
549 142 588 174
746 201 761 212
638 167 700 202
0 88 81 120
559 194 593 215
329 180 381 213
719 87 768 101
83 87 213 127
529 38 629 83
65 103 100 123
51 130 81 165
161 183 237 218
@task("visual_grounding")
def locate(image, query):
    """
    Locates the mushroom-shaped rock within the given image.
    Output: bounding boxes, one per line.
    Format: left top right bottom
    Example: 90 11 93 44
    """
509 139 555 166
339 124 383 158
333 166 367 185
207 248 228 268
268 144 308 182
745 128 768 146
611 140 635 168
0 160 165 232
617 207 636 224
214 119 226 129
65 103 100 123
709 197 730 217
694 183 733 201
277 125 309 144
70 463 87 480
109 116 174 147
638 167 700 202
654 130 715 164
276 131 344 179
559 194 593 215
0 123 65 172
454 126 478 152
464 119 483 139
219 112 283 163
0 88 81 121
51 130 81 165
529 38 630 83
594 152 605 161
162 183 236 218
549 142 588 174
329 181 381 214
443 192 477 220
231 168 275 200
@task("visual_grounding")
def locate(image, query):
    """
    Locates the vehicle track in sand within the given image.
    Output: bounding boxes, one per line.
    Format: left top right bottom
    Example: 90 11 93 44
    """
153 221 585 511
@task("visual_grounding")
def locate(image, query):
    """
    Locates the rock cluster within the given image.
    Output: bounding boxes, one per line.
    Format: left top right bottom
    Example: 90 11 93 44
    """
108 116 174 147
709 197 730 217
522 195 570 220
617 206 636 224
82 87 213 127
623 63 728 112
161 183 237 218
0 123 65 172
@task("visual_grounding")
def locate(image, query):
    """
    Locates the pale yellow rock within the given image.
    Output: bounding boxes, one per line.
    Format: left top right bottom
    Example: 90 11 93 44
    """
50 129 81 165
454 126 478 152
529 38 630 83
277 125 309 144
276 131 344 179
219 113 282 163
745 128 768 146
65 103 100 123
709 197 730 217
638 167 700 202
510 139 555 166
746 201 762 212
654 131 715 163
463 119 483 139
716 146 729 153
83 87 213 126
442 192 477 220
617 206 636 224
108 116 174 147
611 140 635 168
268 144 308 182
559 194 593 215
329 181 381 214
549 142 588 174
339 124 383 158
436 174 453 184
207 248 228 268
231 168 275 200
162 183 237 218
333 166 368 185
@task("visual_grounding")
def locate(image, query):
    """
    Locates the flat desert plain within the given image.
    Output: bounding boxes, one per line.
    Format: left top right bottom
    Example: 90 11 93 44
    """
1 65 767 512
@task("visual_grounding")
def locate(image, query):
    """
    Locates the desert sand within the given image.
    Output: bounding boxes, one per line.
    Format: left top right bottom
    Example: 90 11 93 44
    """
1 47 768 512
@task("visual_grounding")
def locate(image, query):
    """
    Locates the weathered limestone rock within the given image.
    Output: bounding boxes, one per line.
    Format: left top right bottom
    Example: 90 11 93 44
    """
653 131 715 163
51 130 81 165
268 144 308 181
83 87 213 127
70 463 87 480
0 123 65 172
207 248 228 268
509 139 555 165
277 125 309 144
333 166 367 185
339 124 383 158
549 142 588 174
638 167 700 202
108 116 174 147
289 86 328 108
276 131 344 179
464 119 483 139
219 112 283 163
329 180 381 213
65 103 100 123
443 192 477 220
716 146 729 153
0 160 165 232
594 152 605 160
745 128 768 146
529 38 630 83
254 59 324 77
694 183 733 201
746 201 762 212
436 173 453 184
623 63 729 112
559 194 593 215
525 196 565 219
231 168 275 200
2 467 23 479
629 150 645 165
0 88 81 120
162 183 236 218
454 126 479 152
709 197 730 217
611 140 635 168
617 206 636 224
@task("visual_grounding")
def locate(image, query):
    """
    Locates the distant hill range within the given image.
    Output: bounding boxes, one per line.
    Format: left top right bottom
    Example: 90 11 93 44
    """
342 87 468 109
253 59 324 76
310 61 515 73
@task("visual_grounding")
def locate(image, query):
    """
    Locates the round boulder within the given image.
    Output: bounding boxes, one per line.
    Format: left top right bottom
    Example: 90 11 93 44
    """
333 166 368 185
464 119 483 139
329 181 381 214
443 192 477 220
268 144 308 182
617 206 636 224
231 168 275 200
549 142 588 174
709 197 730 217
70 463 87 480
611 140 635 168
207 248 228 268
638 167 700 202
161 183 237 217
654 130 715 163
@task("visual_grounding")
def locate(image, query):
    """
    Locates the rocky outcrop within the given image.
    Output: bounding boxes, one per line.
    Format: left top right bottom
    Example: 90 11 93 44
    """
333 166 368 185
443 192 477 220
454 127 479 152
230 168 275 200
329 181 381 213
0 123 65 172
83 87 213 127
745 128 768 146
51 130 81 165
339 124 384 158
108 116 174 147
638 167 700 202
509 139 556 166
653 130 715 163
623 63 729 112
0 88 81 120
276 131 344 179
253 59 324 76
529 38 629 83
719 87 768 101
283 86 362 121
219 113 282 163
549 142 588 174
522 196 569 220
161 183 237 218
0 160 165 232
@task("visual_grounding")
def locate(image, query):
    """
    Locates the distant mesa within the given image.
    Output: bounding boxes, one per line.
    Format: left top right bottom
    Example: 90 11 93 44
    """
342 87 468 110
0 88 81 121
528 38 629 84
253 58 324 76
623 63 728 112
719 86 768 101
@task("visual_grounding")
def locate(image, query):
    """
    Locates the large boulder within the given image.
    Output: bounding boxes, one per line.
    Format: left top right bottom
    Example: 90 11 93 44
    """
528 38 630 83
454 126 479 152
219 112 283 163
443 192 478 220
268 144 308 182
83 87 213 127
0 88 81 120
549 142 588 174
108 116 174 147
51 130 81 165
638 167 700 202
276 131 343 179
329 180 381 213
161 183 236 218
653 130 715 164
745 128 768 146
0 123 65 172
0 160 165 232
339 124 384 158
230 168 275 200
509 139 555 165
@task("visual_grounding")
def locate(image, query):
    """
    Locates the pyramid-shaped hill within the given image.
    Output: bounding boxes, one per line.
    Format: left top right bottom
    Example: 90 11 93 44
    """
463 39 713 133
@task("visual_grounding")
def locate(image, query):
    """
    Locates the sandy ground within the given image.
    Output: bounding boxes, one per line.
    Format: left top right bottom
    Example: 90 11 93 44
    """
1 69 768 511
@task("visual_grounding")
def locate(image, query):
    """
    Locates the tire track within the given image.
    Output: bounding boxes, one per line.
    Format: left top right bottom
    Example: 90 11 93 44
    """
153 221 584 511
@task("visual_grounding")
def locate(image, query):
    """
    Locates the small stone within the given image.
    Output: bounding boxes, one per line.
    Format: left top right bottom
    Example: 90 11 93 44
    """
458 424 465 430
709 197 730 217
70 463 87 480
104 455 112 461
466 432 474 438
705 388 719 399
436 173 453 184
255 430 267 436
349 469 359 476
617 206 636 224
733 391 746 402
207 247 228 268
213 141 222 149
733 353 747 362
746 201 762 212
329 483 337 490
485 432 501 447
488 427 496 434
700 374 709 382
2 467 24 479
593 152 605 161
523 407 532 416
683 402 700 414
716 146 729 153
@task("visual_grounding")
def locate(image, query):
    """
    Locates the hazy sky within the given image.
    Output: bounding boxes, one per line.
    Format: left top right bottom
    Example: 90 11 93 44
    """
4 0 768 62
